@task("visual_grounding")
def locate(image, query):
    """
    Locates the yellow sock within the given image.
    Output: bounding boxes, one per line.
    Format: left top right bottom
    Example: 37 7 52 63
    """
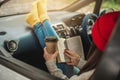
25 13 39 27
25 0 49 27
37 0 49 23
25 2 40 27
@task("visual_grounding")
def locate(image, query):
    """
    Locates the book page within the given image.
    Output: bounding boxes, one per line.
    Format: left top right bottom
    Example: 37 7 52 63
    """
57 38 66 62
66 36 85 59
57 36 85 63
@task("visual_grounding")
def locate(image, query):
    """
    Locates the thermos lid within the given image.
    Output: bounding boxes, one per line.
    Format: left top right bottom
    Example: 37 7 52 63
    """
45 36 58 42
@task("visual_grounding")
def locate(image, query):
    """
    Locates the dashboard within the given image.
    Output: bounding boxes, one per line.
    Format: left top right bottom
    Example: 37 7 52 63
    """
0 11 85 55
50 11 85 38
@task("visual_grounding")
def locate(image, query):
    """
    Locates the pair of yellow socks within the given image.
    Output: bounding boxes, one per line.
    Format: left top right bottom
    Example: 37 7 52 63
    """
26 0 49 27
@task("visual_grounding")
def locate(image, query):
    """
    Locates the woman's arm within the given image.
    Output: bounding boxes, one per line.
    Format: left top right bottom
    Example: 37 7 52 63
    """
44 48 94 80
77 58 87 69
46 59 94 80
44 48 69 80
46 60 69 80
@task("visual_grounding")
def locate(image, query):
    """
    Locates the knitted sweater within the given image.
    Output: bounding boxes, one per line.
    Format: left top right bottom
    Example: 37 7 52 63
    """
46 59 95 80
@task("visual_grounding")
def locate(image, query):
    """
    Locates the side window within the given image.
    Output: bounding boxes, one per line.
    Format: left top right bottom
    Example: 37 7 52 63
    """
101 0 120 11
99 0 120 16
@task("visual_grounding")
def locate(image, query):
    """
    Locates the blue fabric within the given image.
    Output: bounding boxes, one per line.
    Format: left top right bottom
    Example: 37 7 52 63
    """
34 23 45 48
34 20 59 48
33 20 73 78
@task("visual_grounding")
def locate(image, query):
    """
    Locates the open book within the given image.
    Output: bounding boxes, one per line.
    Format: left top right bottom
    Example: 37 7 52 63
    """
57 36 84 63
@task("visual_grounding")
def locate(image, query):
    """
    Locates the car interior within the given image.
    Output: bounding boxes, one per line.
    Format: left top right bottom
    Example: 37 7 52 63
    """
0 0 119 80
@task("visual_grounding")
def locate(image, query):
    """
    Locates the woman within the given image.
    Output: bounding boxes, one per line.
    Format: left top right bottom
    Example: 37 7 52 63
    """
26 0 74 77
44 11 120 80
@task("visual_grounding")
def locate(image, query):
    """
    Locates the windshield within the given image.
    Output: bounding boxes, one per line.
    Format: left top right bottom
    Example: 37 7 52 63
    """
1 0 120 17
0 0 77 17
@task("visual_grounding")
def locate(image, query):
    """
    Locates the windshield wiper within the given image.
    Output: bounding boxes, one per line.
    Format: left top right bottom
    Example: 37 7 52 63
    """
0 0 10 7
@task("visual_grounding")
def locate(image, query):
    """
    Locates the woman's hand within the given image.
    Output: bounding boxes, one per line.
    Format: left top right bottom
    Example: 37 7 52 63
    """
64 49 80 66
44 47 58 61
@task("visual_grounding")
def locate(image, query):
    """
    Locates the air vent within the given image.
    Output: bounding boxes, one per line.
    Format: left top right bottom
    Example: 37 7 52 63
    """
4 40 18 52
0 31 6 36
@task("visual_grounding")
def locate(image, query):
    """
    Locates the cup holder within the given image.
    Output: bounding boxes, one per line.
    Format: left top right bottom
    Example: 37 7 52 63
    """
0 31 7 36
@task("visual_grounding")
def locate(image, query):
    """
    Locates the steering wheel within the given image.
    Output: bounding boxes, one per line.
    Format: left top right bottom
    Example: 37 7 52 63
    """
80 13 98 59
99 8 114 16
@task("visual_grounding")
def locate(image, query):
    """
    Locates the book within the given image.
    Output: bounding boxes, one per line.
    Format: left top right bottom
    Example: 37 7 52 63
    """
57 36 84 63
